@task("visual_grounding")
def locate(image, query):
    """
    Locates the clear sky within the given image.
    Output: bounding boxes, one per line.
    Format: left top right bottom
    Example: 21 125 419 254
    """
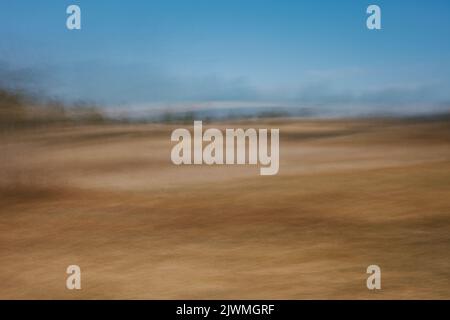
1 0 450 115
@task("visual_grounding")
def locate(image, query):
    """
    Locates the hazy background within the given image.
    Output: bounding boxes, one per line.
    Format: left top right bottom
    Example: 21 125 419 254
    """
1 0 450 118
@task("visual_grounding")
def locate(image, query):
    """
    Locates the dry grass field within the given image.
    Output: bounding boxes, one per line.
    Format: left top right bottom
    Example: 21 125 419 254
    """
0 118 449 299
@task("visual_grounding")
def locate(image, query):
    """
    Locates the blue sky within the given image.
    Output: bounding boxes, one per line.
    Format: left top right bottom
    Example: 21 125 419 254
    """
1 0 450 115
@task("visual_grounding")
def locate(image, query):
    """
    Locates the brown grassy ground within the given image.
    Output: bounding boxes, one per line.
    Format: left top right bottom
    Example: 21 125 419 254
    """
0 118 449 299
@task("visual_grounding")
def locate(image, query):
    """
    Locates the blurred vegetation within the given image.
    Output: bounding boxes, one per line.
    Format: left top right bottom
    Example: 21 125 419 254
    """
0 87 106 131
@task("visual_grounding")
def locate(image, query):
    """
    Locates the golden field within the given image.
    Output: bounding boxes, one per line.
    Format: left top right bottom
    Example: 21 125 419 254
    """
0 118 449 299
